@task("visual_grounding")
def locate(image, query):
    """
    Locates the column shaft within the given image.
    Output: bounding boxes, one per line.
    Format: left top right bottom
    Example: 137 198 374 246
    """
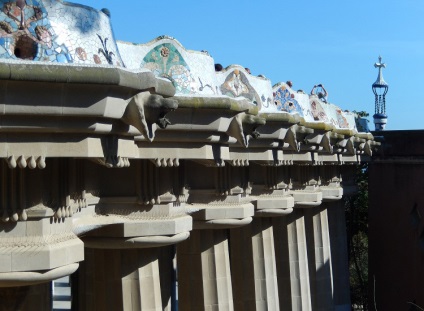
305 204 334 310
230 217 279 311
0 283 51 311
158 245 176 311
177 229 234 311
273 209 312 311
75 248 164 311
328 201 351 310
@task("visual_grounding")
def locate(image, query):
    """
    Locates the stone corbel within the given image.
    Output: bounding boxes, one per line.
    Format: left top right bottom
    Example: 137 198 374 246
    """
304 131 333 153
358 140 373 156
337 136 356 155
364 140 372 157
283 125 300 151
227 113 266 147
122 92 178 142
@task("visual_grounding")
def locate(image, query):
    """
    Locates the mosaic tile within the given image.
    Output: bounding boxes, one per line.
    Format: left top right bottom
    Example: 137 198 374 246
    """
118 37 218 96
273 84 304 116
141 42 197 94
0 0 124 66
215 65 273 109
309 99 329 122
219 68 260 105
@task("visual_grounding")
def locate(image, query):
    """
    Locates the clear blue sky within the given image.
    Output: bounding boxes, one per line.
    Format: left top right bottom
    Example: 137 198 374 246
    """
72 0 424 130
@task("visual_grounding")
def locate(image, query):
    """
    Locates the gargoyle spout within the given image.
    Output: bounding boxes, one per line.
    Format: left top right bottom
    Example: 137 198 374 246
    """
122 92 178 141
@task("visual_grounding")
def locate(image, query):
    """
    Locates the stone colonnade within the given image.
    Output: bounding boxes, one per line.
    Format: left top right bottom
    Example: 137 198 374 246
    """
0 159 354 311
64 162 351 311
0 62 374 310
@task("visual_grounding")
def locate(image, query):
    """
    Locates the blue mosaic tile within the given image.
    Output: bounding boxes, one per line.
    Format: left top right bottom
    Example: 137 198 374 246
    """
274 86 304 116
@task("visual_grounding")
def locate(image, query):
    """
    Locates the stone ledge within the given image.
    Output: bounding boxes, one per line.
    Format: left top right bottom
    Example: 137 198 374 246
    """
290 190 323 207
255 196 295 210
0 235 83 273
0 62 175 96
0 263 79 287
82 231 190 249
321 186 343 200
86 215 193 238
191 203 254 221
255 208 294 217
193 217 253 229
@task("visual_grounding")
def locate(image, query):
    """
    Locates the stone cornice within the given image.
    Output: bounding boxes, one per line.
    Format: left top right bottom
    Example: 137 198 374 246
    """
0 61 175 96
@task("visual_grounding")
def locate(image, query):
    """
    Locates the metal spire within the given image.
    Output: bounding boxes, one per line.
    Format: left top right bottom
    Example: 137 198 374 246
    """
373 56 388 88
372 56 389 131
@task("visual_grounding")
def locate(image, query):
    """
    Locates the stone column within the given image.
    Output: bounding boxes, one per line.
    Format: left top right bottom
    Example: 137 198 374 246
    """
74 247 165 311
230 217 279 311
158 245 177 311
327 200 351 311
177 229 234 311
0 283 51 311
305 204 334 311
273 209 312 311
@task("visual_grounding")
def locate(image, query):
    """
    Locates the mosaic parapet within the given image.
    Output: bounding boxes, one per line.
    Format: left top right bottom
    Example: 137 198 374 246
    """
269 82 359 134
119 36 266 147
118 36 217 95
118 36 273 111
0 0 124 66
216 65 273 110
269 82 310 116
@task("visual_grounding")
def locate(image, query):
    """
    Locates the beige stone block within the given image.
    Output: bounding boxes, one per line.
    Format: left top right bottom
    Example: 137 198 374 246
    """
291 191 323 204
122 279 134 310
193 204 254 221
10 236 83 272
203 278 218 306
0 222 27 238
138 143 220 161
0 252 12 273
255 300 268 311
91 215 192 237
321 186 343 198
256 197 294 210
11 245 51 272
25 219 51 237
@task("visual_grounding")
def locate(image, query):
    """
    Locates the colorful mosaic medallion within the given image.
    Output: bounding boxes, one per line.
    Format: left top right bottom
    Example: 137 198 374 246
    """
310 100 328 122
140 43 197 94
274 86 304 116
220 69 261 106
0 0 72 62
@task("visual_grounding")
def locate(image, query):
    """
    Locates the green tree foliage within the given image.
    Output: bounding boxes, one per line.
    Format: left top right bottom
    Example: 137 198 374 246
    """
345 163 369 310
353 110 370 118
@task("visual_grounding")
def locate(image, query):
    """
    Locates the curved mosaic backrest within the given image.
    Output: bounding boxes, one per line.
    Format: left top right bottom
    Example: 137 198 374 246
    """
118 36 217 95
270 82 310 116
309 95 357 130
343 111 358 131
0 0 124 65
307 96 331 123
216 65 273 109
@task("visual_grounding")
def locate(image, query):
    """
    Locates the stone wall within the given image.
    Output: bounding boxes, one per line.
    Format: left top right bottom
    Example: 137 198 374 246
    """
369 130 424 311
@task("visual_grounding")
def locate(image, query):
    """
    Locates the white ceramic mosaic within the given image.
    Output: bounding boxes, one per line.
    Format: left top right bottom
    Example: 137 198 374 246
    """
0 0 362 132
0 0 123 66
118 37 218 95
